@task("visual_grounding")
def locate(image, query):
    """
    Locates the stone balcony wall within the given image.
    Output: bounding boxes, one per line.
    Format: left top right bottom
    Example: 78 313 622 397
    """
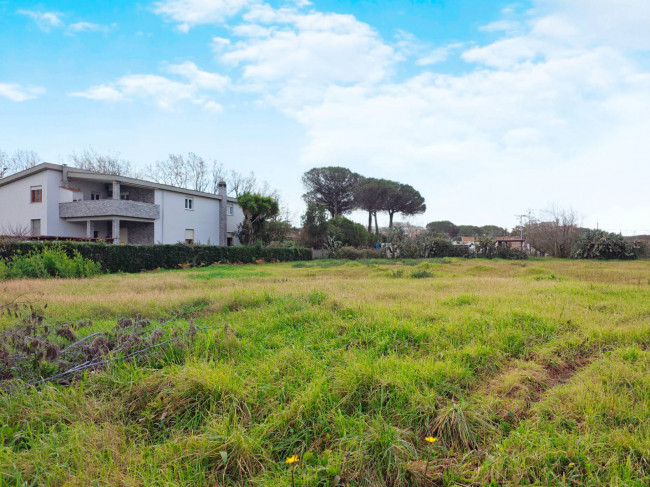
59 200 160 220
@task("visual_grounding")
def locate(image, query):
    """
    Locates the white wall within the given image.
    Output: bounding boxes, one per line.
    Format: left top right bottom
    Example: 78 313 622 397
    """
46 171 86 237
1 169 245 244
226 202 245 245
0 170 50 235
155 190 220 245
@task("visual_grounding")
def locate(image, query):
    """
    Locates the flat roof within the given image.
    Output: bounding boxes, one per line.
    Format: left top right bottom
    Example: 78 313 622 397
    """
0 163 239 203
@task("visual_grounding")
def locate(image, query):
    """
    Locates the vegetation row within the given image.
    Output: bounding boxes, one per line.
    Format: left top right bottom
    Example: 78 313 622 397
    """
0 241 311 275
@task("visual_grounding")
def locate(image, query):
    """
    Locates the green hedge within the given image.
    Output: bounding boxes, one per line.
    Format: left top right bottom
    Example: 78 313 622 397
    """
0 241 311 274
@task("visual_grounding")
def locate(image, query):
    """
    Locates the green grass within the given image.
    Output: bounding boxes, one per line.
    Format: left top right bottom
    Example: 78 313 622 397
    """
1 258 649 486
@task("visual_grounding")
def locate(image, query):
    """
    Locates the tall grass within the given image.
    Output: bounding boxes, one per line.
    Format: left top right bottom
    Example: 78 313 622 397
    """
0 258 649 485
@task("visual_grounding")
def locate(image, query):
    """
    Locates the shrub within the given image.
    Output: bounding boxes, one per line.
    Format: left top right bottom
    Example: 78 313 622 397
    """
572 230 647 260
0 241 311 274
0 245 102 279
328 216 374 247
328 246 382 260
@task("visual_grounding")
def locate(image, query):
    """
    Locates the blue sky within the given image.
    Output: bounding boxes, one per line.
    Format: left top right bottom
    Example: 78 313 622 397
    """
1 0 649 233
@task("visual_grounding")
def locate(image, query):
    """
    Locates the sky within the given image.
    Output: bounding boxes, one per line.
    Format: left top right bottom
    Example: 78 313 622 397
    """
1 0 649 234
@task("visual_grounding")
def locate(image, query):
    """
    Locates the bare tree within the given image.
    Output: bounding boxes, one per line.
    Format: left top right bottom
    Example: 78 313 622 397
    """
210 161 227 194
525 206 581 257
187 153 209 192
227 170 258 198
0 149 40 178
0 223 31 238
69 149 132 176
147 153 214 192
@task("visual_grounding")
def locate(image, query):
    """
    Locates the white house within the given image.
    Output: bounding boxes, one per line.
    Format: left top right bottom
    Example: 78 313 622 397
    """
0 163 245 245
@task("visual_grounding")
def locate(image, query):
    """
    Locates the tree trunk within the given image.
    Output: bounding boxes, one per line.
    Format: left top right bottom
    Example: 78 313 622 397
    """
389 211 395 228
368 211 372 233
373 212 379 235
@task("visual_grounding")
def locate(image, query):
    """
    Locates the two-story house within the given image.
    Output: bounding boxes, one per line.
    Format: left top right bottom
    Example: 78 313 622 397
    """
0 163 245 245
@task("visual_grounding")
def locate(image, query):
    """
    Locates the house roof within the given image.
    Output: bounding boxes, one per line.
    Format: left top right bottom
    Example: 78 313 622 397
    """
0 163 239 203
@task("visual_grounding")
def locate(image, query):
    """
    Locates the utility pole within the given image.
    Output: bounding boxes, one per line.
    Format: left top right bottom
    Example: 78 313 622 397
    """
514 213 529 239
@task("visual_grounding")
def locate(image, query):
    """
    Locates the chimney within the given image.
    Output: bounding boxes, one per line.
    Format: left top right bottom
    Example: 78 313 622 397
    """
218 181 227 246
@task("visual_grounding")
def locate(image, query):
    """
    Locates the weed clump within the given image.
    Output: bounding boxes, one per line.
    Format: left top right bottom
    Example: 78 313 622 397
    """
0 245 101 279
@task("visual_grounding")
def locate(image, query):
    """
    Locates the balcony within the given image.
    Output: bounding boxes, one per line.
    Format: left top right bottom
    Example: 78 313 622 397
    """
59 200 160 220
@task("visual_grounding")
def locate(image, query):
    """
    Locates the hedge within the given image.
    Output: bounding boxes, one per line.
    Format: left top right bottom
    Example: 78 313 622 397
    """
0 241 312 274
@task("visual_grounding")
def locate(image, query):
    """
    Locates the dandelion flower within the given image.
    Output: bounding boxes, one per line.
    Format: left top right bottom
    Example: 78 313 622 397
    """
425 437 437 444
285 455 299 464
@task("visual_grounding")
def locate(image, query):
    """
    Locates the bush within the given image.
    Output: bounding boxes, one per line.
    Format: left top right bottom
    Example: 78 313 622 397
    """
0 245 102 279
328 216 374 247
328 246 383 260
572 230 647 260
0 241 312 274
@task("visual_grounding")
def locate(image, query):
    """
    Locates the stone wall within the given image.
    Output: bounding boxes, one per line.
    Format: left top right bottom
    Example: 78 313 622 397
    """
59 200 160 219
122 185 155 203
122 221 154 244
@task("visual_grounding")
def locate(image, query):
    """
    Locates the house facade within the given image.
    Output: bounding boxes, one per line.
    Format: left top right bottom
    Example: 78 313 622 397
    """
0 163 245 245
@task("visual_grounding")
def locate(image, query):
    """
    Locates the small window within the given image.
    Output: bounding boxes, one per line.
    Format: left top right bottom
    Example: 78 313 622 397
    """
30 187 42 203
185 198 193 210
185 229 194 244
31 219 41 237
91 193 101 200
227 205 233 216
120 193 129 200
93 231 99 239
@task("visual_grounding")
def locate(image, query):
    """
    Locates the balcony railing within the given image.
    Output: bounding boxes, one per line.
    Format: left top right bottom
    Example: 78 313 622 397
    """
59 200 160 220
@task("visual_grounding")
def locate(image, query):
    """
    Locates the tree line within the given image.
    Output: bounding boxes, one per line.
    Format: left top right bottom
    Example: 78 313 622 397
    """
302 166 426 233
425 220 508 238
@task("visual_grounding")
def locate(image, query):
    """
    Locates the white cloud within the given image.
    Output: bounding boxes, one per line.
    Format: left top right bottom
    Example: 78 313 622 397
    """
243 0 649 230
70 85 124 101
219 4 397 107
59 0 650 229
153 0 255 32
166 61 230 90
0 83 45 102
17 9 63 31
416 43 464 66
67 22 115 34
479 19 523 33
70 63 229 111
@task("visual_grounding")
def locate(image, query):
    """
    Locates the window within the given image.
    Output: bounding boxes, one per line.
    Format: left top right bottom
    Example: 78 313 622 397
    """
120 194 129 200
91 193 101 200
185 229 194 244
227 205 233 216
30 187 42 203
184 198 193 210
31 219 41 237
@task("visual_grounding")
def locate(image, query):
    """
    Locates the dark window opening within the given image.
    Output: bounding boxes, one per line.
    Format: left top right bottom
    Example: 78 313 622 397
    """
31 189 42 203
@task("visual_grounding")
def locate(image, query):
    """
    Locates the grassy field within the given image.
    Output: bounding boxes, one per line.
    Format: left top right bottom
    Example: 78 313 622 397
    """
1 258 649 486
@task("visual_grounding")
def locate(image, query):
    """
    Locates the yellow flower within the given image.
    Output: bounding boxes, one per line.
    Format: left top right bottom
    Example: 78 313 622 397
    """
285 455 299 464
425 437 437 444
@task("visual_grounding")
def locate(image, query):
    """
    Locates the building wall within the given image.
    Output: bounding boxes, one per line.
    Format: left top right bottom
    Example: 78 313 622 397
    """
65 179 109 200
226 202 245 245
0 170 51 235
121 221 154 244
155 189 220 245
119 185 155 203
46 171 87 238
1 167 245 245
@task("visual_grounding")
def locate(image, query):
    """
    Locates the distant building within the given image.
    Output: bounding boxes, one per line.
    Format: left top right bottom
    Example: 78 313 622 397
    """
0 163 244 245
